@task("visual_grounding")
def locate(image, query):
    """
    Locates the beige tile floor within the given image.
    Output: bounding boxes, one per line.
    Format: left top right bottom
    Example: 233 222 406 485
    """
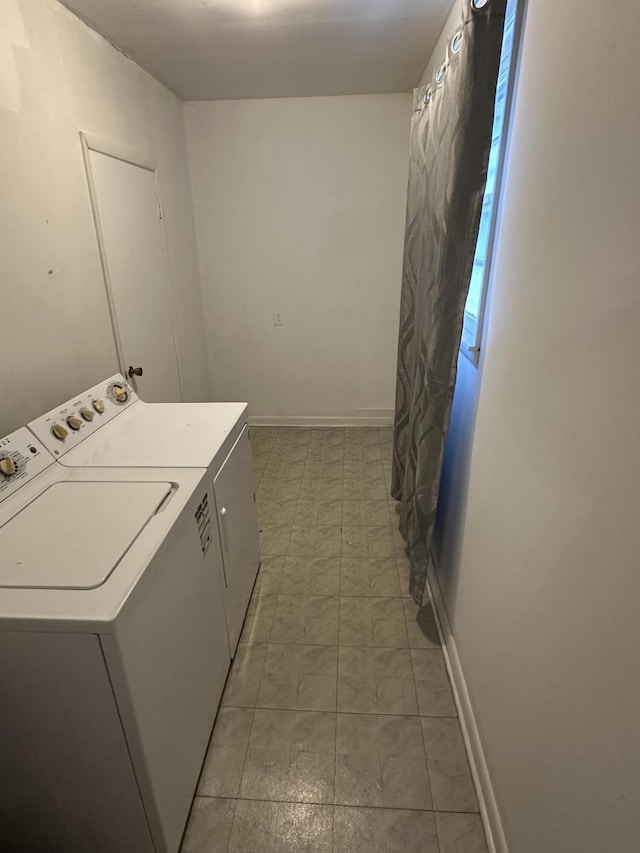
181 427 488 853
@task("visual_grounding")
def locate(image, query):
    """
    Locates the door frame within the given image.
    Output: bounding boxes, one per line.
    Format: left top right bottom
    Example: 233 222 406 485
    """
80 131 185 401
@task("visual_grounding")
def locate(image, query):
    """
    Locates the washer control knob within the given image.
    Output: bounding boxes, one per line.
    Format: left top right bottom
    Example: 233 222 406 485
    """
67 416 83 431
0 457 16 477
51 424 68 441
93 400 106 414
113 385 129 403
80 408 95 422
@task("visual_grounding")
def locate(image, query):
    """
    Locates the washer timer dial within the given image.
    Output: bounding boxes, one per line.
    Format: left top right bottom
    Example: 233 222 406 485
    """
0 456 16 477
113 385 129 403
0 451 26 481
106 382 130 405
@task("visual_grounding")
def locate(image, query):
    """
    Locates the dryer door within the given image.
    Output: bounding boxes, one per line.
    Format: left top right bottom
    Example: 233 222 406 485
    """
213 424 261 654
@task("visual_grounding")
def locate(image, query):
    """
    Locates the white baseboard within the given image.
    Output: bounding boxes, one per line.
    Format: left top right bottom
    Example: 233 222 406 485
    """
249 413 394 427
427 561 508 853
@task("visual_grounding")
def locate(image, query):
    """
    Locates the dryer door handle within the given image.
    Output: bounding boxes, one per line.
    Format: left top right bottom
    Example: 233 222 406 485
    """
220 507 230 553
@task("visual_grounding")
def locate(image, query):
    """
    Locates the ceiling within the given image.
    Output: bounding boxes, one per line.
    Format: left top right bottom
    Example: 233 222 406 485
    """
59 0 454 101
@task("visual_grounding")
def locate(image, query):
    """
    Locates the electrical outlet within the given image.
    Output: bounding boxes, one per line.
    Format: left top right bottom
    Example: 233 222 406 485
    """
273 310 283 326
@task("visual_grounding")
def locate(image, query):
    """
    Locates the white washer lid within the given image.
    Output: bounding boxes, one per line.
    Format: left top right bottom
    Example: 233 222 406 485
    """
0 481 171 590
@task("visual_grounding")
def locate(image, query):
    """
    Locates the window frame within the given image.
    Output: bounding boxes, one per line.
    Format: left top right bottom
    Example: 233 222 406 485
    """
461 0 525 367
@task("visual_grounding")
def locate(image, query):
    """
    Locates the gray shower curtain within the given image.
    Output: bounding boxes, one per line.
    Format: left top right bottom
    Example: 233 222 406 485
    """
392 0 508 604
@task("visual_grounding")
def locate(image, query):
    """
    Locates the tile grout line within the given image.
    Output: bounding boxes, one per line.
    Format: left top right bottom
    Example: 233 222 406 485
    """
331 621 338 850
196 792 481 816
225 692 459 719
232 708 256 804
224 795 236 853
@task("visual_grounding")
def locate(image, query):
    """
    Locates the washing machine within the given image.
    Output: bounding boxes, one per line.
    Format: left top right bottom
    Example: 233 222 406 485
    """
28 375 260 655
0 428 230 853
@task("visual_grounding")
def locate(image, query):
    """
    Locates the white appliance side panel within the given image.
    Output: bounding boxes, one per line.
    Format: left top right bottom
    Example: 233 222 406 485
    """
213 424 261 654
101 488 230 853
0 631 153 853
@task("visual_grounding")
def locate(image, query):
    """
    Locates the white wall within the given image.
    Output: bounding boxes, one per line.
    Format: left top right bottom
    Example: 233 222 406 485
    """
0 0 210 436
185 94 411 424
431 2 640 851
418 1 460 87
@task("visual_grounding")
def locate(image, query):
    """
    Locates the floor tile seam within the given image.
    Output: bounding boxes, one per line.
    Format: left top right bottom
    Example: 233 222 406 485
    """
189 791 237 853
408 621 429 727
248 639 277 741
256 639 409 649
239 639 341 650
261 520 398 524
280 551 400 561
330 791 336 853
230 702 455 721
239 636 413 650
262 523 399 531
226 797 236 853
262 592 405 600
433 807 445 853
252 637 339 706
266 628 341 646
192 794 482 818
332 611 339 834
419 693 438 813
230 708 255 802
203 793 445 814
252 443 274 470
258 481 391 489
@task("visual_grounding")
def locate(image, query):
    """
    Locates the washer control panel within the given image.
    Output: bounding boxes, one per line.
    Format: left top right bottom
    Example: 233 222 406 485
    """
28 374 139 458
0 428 54 503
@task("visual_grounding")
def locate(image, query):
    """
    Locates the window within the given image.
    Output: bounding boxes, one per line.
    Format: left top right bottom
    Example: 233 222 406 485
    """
461 0 519 364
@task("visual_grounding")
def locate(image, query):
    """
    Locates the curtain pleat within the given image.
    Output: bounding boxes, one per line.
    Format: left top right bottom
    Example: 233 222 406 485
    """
392 0 508 604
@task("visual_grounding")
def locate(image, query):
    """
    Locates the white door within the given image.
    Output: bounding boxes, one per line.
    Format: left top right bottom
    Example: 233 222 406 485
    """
86 145 182 402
